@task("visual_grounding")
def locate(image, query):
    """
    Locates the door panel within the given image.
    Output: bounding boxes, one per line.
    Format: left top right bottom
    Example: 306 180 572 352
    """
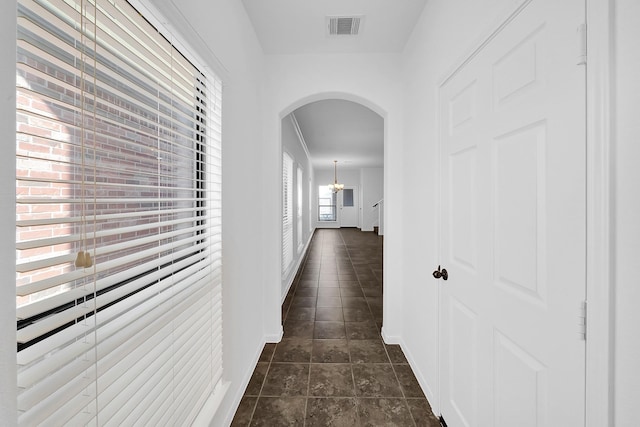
339 186 358 227
493 122 546 303
450 147 478 271
438 0 586 426
449 298 478 427
493 331 547 427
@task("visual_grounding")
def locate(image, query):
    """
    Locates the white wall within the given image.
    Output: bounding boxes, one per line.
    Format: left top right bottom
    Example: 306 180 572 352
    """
613 0 640 425
281 115 314 299
361 168 384 232
399 0 526 411
0 2 16 424
263 52 406 346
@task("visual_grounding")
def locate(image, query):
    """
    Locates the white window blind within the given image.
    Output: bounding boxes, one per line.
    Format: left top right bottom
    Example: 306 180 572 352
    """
282 153 293 274
16 0 223 425
309 179 313 232
296 166 303 253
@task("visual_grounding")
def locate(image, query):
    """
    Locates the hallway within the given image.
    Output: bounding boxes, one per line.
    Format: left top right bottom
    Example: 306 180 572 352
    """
231 229 440 426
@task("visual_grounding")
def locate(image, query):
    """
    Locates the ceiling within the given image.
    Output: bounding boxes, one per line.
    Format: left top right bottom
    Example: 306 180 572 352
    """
292 100 383 170
241 0 428 55
242 0 427 170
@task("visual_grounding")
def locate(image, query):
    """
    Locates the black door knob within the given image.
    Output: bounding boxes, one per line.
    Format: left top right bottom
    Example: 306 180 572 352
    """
433 265 448 281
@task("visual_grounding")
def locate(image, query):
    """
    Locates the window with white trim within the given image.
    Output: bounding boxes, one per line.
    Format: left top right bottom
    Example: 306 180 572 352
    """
318 185 337 221
296 166 303 253
16 0 223 424
282 152 293 274
309 179 313 232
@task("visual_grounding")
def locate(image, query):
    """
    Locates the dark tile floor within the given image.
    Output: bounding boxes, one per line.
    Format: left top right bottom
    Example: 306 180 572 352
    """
231 228 441 426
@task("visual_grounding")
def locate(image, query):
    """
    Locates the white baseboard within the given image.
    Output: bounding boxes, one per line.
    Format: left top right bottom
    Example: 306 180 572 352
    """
192 381 230 427
381 327 401 344
264 325 283 344
392 336 438 415
219 336 267 426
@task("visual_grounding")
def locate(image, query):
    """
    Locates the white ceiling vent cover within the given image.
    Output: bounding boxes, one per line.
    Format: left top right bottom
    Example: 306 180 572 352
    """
327 16 362 36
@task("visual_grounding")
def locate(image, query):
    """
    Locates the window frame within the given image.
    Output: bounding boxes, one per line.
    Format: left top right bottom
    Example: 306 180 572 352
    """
15 0 224 423
318 185 337 222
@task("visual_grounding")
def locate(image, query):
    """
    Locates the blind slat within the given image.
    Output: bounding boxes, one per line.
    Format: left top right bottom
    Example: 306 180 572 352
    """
17 235 210 296
97 302 211 421
17 251 212 343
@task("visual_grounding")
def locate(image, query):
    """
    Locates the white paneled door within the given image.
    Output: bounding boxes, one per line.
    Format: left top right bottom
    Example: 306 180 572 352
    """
438 0 586 426
340 186 359 228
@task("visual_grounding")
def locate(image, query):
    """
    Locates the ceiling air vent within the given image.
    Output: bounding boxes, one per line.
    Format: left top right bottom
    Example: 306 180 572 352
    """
327 16 362 36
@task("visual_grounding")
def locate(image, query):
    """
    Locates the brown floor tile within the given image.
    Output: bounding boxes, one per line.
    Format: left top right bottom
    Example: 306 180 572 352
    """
250 397 306 427
365 296 383 308
309 364 355 397
357 398 414 427
312 339 350 363
258 343 276 362
315 307 344 321
343 307 374 322
283 320 314 339
318 280 340 288
299 280 319 287
352 364 403 397
306 398 359 427
314 321 346 339
245 363 269 396
295 287 319 297
362 287 382 297
230 396 256 426
272 339 313 363
385 344 409 364
341 297 368 309
291 296 316 307
406 398 441 427
338 281 361 288
286 307 316 321
394 364 426 398
316 296 342 308
317 287 341 297
358 280 380 288
340 287 364 297
261 363 309 397
345 321 381 340
349 339 389 364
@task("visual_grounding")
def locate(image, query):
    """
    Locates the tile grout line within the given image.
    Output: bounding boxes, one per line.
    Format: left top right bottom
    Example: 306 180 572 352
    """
338 231 363 426
246 340 275 426
345 230 419 427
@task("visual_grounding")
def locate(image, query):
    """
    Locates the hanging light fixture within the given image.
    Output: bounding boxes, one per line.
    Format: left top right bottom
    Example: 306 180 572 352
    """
328 160 345 193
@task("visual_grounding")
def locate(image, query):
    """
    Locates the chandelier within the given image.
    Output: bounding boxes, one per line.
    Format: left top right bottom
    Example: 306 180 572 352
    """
328 160 345 193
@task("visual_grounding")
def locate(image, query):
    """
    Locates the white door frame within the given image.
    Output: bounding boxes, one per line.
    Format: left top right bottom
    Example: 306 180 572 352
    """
339 185 359 228
585 0 613 425
431 0 614 425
